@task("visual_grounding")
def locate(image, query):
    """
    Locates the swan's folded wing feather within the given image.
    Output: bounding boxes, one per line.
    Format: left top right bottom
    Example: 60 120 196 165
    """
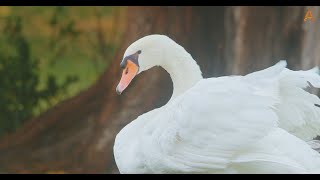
275 68 320 140
144 79 280 173
245 60 287 80
245 60 320 140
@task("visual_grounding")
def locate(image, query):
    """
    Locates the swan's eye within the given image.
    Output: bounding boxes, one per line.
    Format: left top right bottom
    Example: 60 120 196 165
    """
137 50 141 54
125 67 129 75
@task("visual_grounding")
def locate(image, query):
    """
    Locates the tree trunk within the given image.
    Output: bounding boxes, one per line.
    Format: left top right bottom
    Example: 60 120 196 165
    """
0 6 319 174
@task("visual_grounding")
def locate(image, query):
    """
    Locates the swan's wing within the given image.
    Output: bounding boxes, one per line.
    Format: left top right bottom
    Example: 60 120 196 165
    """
245 60 320 141
245 60 287 80
231 128 320 173
142 78 320 173
275 67 320 140
141 78 283 173
307 140 320 153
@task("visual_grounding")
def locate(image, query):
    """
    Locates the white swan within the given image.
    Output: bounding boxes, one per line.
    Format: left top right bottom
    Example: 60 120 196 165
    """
113 34 320 174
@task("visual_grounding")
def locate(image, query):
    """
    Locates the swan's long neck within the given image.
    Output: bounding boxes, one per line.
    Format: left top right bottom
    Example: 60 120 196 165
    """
161 44 203 101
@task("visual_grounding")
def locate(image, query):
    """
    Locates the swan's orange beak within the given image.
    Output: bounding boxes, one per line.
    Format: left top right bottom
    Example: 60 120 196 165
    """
116 60 139 95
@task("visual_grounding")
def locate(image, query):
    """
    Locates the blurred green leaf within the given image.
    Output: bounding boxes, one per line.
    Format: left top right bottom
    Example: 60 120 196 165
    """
0 16 77 137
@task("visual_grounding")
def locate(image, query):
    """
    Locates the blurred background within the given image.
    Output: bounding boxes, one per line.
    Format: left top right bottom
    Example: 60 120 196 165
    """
0 6 319 174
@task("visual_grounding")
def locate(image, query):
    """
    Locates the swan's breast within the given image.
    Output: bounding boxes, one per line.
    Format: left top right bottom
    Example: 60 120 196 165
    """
114 119 152 173
114 109 165 173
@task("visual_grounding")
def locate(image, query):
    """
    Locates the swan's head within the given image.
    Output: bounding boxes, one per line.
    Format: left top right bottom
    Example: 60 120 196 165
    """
116 34 174 95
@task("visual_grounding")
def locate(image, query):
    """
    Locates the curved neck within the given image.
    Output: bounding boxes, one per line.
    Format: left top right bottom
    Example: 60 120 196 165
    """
161 44 203 101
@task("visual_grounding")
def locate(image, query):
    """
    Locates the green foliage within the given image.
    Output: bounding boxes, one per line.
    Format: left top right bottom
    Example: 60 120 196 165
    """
0 6 124 137
0 16 76 136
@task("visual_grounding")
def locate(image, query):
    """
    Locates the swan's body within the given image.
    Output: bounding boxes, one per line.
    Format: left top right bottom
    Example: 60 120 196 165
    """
114 35 320 173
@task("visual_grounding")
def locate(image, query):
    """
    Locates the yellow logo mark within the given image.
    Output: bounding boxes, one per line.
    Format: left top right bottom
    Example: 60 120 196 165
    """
304 9 315 22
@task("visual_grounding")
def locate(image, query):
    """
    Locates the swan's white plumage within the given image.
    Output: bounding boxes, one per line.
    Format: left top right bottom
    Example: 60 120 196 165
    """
245 60 320 140
276 68 320 140
114 35 320 173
